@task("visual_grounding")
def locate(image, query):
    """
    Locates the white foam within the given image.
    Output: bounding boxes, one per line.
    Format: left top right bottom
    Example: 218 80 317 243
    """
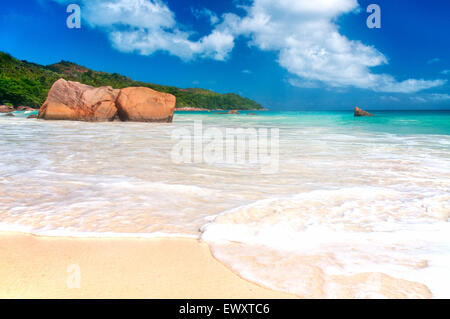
0 222 197 239
201 188 450 298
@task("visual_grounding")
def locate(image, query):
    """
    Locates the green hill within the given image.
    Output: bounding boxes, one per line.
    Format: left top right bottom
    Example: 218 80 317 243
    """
0 52 263 110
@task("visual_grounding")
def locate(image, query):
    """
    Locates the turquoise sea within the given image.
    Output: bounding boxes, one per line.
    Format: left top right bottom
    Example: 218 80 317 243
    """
181 110 450 134
0 110 449 298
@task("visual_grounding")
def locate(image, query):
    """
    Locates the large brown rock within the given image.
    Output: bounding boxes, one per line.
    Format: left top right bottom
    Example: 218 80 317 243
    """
354 107 374 117
116 87 175 123
38 79 176 123
38 79 120 121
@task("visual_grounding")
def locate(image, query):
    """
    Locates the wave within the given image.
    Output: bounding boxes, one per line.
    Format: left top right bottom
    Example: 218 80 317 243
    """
201 187 450 298
0 222 197 239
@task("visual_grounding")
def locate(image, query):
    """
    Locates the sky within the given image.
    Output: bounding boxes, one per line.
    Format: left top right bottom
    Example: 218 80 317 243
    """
0 0 449 110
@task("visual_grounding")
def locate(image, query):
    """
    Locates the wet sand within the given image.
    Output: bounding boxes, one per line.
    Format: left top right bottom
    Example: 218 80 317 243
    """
0 232 296 298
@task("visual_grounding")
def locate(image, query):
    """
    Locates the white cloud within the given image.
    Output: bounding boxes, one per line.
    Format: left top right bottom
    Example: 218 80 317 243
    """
191 8 219 25
408 93 450 103
55 0 234 61
373 77 446 93
288 78 321 89
109 27 234 61
380 96 400 102
430 93 450 101
52 0 444 93
410 96 427 103
427 58 440 64
84 0 176 30
214 0 444 93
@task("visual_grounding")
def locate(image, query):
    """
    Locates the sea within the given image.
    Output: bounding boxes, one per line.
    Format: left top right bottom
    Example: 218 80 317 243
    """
1 109 449 298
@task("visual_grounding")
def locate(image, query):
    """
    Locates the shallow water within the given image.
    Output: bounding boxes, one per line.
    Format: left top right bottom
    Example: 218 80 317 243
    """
1 110 449 297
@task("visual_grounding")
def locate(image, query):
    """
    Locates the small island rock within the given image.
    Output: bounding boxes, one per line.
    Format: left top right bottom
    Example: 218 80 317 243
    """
354 107 374 117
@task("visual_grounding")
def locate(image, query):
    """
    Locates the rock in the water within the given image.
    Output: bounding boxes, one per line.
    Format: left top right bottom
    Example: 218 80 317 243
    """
354 107 373 117
5 112 14 117
116 87 175 123
227 110 239 114
16 106 35 111
0 105 14 113
27 114 38 119
38 79 120 121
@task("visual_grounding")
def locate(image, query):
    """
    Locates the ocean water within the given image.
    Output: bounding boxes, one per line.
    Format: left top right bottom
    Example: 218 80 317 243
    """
1 110 449 298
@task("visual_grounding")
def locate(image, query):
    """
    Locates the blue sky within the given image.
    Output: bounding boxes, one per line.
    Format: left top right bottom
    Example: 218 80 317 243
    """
1 0 449 110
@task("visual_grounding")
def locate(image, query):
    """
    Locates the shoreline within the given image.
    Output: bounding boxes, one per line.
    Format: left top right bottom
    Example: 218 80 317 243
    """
175 108 268 112
0 231 297 299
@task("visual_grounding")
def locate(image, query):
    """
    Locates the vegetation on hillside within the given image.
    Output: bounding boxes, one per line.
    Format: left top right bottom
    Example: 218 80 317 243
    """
0 52 263 110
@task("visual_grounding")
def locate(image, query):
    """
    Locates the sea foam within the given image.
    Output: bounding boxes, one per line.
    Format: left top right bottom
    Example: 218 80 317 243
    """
201 187 450 297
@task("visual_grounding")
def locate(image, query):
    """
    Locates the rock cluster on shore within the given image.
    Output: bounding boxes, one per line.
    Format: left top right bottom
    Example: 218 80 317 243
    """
38 79 176 123
0 105 36 113
175 107 211 111
0 105 14 113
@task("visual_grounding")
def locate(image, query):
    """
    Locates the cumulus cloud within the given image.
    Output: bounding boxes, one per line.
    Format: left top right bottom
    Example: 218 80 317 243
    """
191 7 219 25
373 77 446 93
55 0 234 61
288 78 321 89
430 93 450 101
215 0 445 93
380 96 400 102
109 27 234 61
53 0 444 93
427 58 440 64
408 93 450 103
410 96 427 103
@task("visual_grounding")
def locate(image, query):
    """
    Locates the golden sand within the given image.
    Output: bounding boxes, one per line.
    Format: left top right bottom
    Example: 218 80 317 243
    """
0 232 296 298
0 232 432 299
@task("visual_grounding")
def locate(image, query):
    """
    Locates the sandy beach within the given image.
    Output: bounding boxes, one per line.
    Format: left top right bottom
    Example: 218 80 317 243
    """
0 232 296 299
